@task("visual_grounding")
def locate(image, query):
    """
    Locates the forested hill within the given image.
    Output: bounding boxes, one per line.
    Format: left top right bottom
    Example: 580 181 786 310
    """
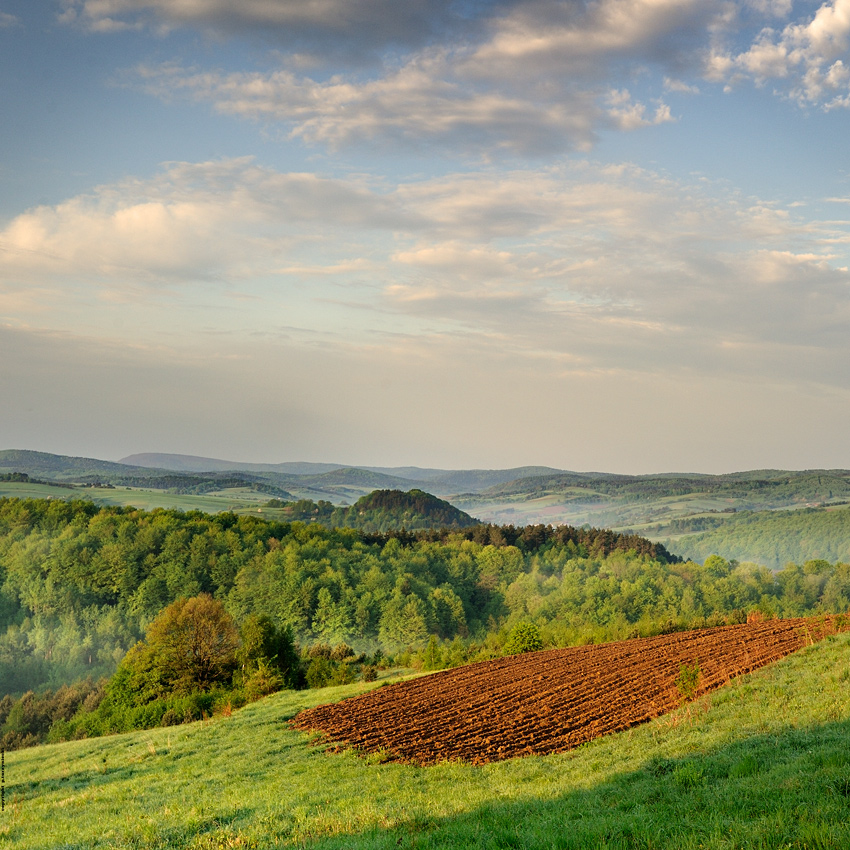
266 489 479 531
662 506 850 569
4 495 850 704
1 497 692 695
480 469 850 503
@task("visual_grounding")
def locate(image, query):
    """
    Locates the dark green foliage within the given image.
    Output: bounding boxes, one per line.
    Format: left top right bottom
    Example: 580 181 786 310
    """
268 488 478 532
305 657 334 689
58 688 232 741
484 468 850 505
237 614 301 689
504 622 544 654
0 678 104 750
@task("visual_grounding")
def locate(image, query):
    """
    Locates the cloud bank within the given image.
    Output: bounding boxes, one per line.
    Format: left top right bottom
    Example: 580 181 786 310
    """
3 157 848 390
95 1 850 159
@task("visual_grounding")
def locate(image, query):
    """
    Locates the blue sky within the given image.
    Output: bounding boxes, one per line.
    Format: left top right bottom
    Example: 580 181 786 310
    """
2 0 850 473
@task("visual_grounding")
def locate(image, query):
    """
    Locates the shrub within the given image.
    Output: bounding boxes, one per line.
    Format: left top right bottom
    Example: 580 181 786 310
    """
242 659 284 701
422 635 445 671
331 643 355 661
307 643 333 660
306 657 333 688
236 615 300 690
504 622 544 655
676 660 701 702
331 662 356 685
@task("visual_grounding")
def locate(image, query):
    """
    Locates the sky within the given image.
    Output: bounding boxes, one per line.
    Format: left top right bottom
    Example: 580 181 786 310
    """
1 0 850 474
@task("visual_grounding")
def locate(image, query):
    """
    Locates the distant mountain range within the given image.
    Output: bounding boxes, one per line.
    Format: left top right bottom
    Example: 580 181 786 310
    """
0 450 565 497
118 453 565 494
4 450 850 555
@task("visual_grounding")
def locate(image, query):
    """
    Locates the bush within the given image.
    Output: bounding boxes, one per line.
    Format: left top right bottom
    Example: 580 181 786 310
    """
331 643 355 661
307 643 332 660
676 660 701 702
331 662 356 685
306 657 333 688
236 615 301 690
504 622 544 655
242 660 284 701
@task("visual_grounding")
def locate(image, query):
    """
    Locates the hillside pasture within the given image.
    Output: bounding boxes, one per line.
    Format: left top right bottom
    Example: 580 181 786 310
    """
2 630 850 849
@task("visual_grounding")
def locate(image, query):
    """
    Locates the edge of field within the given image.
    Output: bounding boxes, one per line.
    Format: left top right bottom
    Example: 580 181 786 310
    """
2 632 850 850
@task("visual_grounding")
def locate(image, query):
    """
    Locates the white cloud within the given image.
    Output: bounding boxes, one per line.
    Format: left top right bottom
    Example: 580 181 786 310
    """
3 158 849 389
717 0 850 106
605 89 675 130
663 76 701 93
0 158 406 285
0 12 20 28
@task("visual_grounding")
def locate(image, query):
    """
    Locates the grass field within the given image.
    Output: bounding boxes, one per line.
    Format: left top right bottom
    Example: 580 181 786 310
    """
0 482 271 515
2 633 849 849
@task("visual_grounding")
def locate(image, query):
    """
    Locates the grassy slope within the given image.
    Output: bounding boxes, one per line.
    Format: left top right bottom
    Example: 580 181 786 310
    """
0 482 280 514
2 633 850 850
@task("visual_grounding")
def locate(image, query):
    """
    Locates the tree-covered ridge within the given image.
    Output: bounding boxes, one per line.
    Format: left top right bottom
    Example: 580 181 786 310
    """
481 469 850 505
662 506 850 570
2 497 850 704
266 489 478 531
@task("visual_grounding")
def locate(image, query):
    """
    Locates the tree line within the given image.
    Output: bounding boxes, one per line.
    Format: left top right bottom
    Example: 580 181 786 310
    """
2 497 849 736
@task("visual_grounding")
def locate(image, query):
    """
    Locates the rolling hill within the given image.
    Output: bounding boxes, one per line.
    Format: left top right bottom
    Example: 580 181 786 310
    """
4 629 850 849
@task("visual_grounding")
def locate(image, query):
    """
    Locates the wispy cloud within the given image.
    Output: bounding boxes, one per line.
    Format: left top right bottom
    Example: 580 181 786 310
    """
0 158 407 285
133 60 615 154
58 0 478 57
3 157 849 389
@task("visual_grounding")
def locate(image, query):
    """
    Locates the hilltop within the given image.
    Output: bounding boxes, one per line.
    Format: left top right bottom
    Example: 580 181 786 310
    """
4 450 850 565
265 489 479 532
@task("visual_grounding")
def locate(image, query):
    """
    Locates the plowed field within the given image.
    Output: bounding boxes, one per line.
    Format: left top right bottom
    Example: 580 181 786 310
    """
291 616 846 765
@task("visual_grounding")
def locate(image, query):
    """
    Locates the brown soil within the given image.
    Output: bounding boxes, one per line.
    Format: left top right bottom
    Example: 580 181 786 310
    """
290 616 846 765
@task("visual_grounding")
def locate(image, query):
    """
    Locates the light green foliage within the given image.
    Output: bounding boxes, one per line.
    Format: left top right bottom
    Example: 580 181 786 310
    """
669 505 850 570
3 633 850 849
503 621 544 654
3 496 850 708
241 658 284 701
676 660 701 703
421 635 444 671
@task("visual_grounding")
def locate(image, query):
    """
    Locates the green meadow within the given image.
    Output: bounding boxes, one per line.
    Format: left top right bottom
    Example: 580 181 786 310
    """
2 633 850 850
0 482 269 515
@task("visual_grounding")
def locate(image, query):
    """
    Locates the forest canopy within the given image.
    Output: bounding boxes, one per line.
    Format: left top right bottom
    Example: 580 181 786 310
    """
1 497 848 703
